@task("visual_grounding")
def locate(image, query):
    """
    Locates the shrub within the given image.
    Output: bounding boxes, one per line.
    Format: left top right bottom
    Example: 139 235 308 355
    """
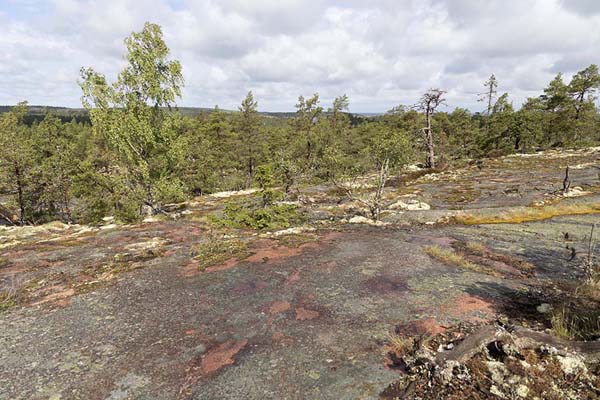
191 234 248 270
211 201 305 230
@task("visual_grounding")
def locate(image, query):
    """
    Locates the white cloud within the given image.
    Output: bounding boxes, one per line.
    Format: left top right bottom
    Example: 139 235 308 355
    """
1 0 599 112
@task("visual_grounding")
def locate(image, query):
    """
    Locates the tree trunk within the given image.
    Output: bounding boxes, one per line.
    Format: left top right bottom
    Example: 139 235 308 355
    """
14 163 25 225
425 112 435 169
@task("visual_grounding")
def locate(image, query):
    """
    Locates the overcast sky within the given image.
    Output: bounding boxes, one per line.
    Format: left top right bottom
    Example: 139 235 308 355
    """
1 0 599 112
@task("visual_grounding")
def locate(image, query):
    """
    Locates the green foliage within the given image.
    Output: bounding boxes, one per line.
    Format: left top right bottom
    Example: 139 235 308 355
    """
151 176 187 206
1 26 600 228
211 201 305 230
191 234 248 270
79 22 184 219
254 164 283 207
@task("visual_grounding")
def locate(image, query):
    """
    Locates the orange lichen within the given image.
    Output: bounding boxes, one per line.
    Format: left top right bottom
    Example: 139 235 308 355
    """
200 339 248 376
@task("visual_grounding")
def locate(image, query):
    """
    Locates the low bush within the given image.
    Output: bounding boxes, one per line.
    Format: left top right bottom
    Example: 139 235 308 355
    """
211 201 305 230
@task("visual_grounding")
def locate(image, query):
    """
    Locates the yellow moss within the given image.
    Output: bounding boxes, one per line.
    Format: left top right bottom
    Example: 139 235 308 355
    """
452 202 600 225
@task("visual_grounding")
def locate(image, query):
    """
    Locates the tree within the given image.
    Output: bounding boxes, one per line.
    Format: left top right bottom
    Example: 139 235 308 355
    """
327 122 413 220
79 22 185 220
479 74 498 123
293 94 323 169
236 91 261 186
0 102 32 224
204 106 235 188
484 93 514 153
34 114 79 222
447 108 479 158
568 64 600 121
540 73 574 146
416 89 446 168
328 94 350 140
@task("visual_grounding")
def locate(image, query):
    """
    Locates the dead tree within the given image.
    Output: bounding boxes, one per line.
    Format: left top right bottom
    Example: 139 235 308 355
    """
563 166 571 194
478 74 498 135
331 158 390 221
585 223 596 282
416 89 446 169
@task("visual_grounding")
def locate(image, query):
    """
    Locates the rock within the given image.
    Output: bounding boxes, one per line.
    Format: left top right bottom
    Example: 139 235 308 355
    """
307 370 321 380
264 226 316 238
209 189 259 198
516 384 529 398
141 204 154 216
536 303 553 314
486 361 509 385
348 216 384 226
388 199 431 211
557 354 586 375
563 186 589 198
438 360 460 384
490 385 506 399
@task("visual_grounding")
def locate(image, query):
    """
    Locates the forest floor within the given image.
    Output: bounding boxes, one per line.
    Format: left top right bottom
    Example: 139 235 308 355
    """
2 148 600 399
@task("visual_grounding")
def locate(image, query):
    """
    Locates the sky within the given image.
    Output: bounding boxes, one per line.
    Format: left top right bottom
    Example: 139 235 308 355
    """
1 0 599 113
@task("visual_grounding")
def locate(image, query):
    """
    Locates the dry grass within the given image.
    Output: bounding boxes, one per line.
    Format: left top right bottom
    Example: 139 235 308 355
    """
464 241 486 255
386 334 414 357
0 287 17 312
550 305 600 340
452 201 600 225
577 280 600 302
550 307 572 339
424 245 502 277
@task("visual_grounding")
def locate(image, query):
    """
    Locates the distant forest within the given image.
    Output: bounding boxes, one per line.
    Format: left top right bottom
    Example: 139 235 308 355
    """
1 22 599 225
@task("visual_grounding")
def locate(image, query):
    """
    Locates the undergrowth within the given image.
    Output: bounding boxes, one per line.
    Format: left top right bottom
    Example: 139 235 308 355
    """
210 200 305 230
191 234 249 270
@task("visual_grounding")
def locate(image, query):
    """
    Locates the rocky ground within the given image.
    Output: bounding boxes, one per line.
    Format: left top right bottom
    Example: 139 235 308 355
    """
1 148 600 399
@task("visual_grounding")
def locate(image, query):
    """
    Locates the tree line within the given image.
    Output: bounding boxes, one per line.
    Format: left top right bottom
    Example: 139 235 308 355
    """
1 22 599 225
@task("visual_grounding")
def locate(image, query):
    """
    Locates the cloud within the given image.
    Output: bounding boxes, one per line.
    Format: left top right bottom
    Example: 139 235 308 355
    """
0 0 599 112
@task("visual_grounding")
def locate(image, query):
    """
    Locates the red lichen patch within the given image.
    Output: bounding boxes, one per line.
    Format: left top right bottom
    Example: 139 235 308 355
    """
180 257 240 277
295 307 320 321
244 231 340 264
363 275 408 296
268 300 291 314
443 294 495 321
231 280 268 295
396 317 447 337
244 243 307 264
200 339 248 376
163 248 178 257
285 269 301 285
468 256 524 277
181 261 200 277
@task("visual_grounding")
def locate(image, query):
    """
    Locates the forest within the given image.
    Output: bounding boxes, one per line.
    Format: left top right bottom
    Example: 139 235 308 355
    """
1 22 599 226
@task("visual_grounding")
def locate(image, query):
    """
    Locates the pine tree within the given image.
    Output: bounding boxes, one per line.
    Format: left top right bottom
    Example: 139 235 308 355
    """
237 91 261 186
